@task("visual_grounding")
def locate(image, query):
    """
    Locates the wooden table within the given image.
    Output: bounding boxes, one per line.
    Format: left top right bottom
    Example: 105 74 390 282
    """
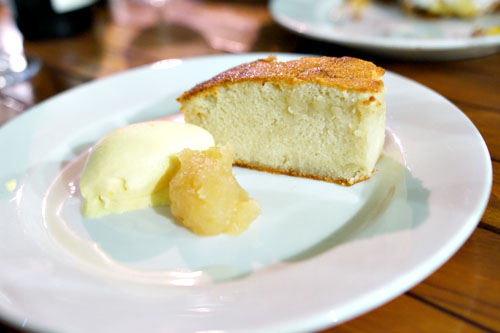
1 1 499 332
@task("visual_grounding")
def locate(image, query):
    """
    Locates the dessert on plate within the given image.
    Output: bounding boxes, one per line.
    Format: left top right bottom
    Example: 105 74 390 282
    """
169 145 261 236
79 121 261 236
178 56 386 186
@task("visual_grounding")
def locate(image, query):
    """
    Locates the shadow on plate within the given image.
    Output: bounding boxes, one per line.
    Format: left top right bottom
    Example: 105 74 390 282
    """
286 163 429 262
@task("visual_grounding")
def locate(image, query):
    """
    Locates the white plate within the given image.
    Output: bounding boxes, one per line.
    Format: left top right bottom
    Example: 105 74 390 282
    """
0 53 492 333
270 0 500 60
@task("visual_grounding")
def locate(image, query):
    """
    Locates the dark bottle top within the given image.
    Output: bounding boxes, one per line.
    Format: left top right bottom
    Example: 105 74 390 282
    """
12 0 96 40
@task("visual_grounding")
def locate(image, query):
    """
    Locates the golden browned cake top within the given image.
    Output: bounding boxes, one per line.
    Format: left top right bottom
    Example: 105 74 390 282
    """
178 56 385 102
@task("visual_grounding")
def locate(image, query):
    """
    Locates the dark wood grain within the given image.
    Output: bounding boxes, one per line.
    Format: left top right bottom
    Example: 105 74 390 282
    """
410 227 500 332
330 295 485 333
481 161 500 232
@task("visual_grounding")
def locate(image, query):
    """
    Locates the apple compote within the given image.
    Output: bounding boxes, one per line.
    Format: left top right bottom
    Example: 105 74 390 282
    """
169 146 260 236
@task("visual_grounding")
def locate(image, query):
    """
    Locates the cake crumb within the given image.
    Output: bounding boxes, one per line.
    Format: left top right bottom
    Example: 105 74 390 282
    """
5 179 17 192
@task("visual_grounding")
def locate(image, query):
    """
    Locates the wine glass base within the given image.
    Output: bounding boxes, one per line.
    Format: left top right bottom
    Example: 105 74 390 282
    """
0 56 41 89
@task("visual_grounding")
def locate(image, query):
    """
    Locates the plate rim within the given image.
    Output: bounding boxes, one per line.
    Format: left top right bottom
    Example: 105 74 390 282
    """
0 52 493 333
270 0 500 53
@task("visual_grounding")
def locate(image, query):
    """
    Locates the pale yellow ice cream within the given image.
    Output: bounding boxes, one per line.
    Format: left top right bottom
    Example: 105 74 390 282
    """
80 121 214 218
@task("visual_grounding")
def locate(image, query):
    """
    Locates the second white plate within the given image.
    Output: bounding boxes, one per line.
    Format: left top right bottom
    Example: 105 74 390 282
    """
270 0 500 60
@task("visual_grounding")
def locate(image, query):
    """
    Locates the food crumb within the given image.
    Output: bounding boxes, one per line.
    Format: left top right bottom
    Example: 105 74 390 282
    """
5 179 17 192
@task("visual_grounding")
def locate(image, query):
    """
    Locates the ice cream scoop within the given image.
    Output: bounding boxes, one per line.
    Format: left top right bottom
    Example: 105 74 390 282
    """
80 121 214 218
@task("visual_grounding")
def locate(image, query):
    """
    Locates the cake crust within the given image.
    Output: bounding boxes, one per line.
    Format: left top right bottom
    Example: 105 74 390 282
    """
233 159 372 186
178 56 385 102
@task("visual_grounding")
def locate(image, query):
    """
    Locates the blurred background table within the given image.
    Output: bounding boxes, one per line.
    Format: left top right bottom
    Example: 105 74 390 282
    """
1 0 499 332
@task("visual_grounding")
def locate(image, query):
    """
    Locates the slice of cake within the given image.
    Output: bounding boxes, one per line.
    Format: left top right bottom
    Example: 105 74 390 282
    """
178 56 386 186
